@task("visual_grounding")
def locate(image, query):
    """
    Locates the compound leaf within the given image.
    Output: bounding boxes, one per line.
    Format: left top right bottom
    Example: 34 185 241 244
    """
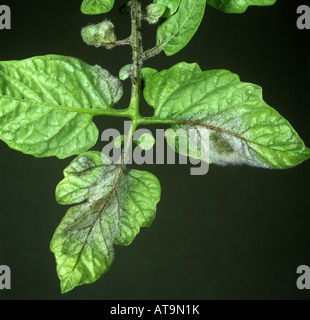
144 62 310 169
206 0 276 14
0 55 122 159
51 151 161 293
81 0 114 15
157 0 207 56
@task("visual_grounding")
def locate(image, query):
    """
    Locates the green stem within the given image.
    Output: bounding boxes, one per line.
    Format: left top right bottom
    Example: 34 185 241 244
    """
143 44 164 60
138 116 180 125
116 0 142 164
93 2 174 128
129 0 143 124
92 107 132 117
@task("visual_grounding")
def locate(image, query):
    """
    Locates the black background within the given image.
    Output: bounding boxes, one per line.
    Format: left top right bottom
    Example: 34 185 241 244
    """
0 0 309 300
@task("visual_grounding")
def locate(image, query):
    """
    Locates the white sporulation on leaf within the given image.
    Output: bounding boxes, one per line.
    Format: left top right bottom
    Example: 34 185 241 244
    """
94 65 123 105
144 62 310 169
51 151 161 293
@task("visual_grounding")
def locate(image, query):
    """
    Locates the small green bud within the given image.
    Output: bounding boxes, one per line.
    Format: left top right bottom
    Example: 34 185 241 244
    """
81 20 117 49
145 4 166 24
119 64 132 81
136 133 156 151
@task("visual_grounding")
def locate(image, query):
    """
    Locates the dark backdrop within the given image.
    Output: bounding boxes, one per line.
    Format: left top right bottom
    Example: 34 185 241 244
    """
0 0 309 300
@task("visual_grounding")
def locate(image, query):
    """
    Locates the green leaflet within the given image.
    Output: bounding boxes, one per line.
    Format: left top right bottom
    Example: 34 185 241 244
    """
0 55 122 159
119 65 158 85
154 0 181 18
157 0 207 56
81 20 117 49
145 4 167 24
81 0 114 15
51 151 161 293
144 62 310 169
206 0 276 13
142 67 159 85
119 64 132 80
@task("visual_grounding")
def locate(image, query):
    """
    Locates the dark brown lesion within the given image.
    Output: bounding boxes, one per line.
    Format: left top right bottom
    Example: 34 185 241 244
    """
210 133 234 153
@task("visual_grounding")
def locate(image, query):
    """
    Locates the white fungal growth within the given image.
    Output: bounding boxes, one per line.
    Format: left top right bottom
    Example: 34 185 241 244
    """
168 123 271 168
93 65 123 105
179 107 272 168
207 130 269 168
